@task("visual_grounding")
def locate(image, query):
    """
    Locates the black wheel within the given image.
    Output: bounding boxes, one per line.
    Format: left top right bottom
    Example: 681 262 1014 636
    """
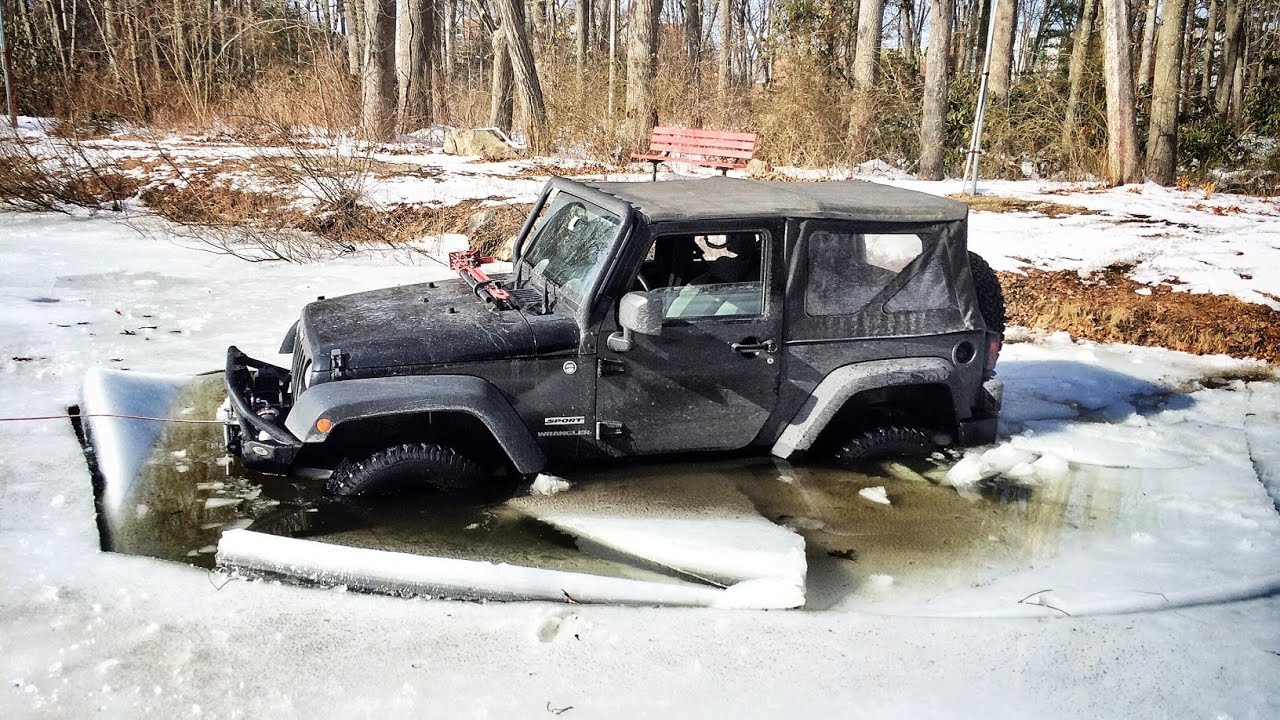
326 443 483 497
968 251 1006 335
833 426 936 466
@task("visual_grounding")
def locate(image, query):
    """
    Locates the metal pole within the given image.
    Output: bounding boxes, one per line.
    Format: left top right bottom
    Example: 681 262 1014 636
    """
963 0 1002 195
0 0 17 130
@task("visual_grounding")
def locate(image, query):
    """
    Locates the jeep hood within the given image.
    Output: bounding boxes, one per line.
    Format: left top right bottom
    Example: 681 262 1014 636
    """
295 278 572 373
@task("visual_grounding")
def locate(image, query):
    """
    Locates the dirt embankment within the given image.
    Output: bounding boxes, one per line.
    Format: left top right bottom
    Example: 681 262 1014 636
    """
1001 267 1280 364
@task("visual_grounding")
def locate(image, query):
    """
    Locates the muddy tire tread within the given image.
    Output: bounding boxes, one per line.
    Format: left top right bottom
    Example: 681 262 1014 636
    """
833 426 936 465
327 442 483 497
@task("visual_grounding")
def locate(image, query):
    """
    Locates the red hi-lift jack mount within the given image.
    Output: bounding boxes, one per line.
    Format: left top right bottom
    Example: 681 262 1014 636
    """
449 249 513 308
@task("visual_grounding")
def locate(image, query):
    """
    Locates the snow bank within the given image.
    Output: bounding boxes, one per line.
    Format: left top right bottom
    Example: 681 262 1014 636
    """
216 530 801 610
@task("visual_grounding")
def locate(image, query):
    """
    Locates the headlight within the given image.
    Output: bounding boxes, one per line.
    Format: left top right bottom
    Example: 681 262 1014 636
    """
300 359 313 390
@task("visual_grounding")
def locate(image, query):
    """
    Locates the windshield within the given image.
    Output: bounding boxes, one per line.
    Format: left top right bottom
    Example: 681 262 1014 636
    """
518 192 621 309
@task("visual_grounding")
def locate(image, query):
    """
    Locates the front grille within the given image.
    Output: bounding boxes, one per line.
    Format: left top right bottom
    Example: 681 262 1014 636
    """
289 340 306 401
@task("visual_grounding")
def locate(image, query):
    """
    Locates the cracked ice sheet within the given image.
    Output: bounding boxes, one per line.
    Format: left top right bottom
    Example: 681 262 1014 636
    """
508 467 807 601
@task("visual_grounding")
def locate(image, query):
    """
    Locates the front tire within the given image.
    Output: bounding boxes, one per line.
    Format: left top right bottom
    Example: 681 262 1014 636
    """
833 426 936 466
327 442 483 497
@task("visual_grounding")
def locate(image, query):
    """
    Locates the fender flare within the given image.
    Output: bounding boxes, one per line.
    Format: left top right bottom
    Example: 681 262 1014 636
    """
285 375 547 475
771 358 954 459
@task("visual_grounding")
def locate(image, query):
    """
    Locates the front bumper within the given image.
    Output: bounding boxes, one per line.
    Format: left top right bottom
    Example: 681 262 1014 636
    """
225 346 302 472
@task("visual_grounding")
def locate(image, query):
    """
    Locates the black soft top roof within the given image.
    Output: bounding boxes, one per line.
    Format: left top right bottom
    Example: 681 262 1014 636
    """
578 176 967 224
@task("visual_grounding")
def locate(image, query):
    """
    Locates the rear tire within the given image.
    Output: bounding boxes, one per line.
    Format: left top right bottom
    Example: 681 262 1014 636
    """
327 443 483 497
968 251 1006 335
833 426 936 466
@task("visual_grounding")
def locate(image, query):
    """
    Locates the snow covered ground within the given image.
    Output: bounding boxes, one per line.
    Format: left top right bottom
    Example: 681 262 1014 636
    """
2 140 1280 716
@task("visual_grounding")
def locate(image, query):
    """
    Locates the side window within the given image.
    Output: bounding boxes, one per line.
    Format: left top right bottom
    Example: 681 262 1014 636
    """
639 231 766 319
805 230 949 316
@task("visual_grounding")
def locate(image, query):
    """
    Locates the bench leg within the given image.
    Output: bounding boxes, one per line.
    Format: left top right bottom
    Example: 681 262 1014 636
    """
650 161 659 182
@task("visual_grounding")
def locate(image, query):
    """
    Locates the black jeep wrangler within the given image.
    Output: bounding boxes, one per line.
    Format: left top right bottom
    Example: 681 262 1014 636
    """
224 177 1005 496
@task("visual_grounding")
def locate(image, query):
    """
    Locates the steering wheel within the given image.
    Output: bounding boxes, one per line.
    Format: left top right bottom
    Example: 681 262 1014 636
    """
632 273 651 292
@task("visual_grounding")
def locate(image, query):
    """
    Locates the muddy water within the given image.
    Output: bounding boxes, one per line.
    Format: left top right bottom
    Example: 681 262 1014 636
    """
89 373 1125 606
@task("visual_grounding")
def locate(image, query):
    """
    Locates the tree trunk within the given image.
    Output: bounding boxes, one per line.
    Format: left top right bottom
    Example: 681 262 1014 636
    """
576 0 590 81
851 0 885 87
494 0 549 149
361 0 397 140
608 0 617 120
718 0 731 94
1145 0 1188 184
489 30 514 132
1136 0 1159 89
988 0 1017 97
345 0 364 77
626 0 662 149
1062 0 1099 147
1214 0 1244 115
398 0 435 133
1100 0 1140 185
847 0 885 160
919 0 955 180
1200 0 1218 99
686 0 701 78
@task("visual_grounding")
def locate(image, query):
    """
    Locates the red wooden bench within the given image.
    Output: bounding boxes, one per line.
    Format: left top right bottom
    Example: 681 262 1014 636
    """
631 127 759 180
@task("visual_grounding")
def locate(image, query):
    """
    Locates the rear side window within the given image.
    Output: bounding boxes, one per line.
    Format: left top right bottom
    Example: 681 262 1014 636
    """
805 230 951 316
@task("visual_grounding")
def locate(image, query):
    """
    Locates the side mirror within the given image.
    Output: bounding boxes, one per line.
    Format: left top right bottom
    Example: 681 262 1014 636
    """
607 292 663 352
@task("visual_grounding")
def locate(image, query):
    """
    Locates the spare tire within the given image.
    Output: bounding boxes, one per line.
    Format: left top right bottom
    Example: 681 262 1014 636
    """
968 251 1006 335
327 442 483 497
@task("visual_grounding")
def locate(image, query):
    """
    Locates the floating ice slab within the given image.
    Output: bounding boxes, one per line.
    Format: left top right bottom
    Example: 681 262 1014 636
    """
216 530 802 609
510 471 807 592
81 368 195 515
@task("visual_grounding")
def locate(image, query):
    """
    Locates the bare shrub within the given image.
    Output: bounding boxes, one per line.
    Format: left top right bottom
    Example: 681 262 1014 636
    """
0 131 140 212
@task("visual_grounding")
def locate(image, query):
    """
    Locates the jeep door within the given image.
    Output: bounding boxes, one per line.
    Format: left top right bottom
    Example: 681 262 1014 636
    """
593 223 785 455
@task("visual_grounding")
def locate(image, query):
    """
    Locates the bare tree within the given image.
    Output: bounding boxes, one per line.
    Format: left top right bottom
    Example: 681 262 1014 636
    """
1062 0 1099 147
686 0 702 80
626 0 662 148
1200 0 1218 98
489 30 514 132
1146 0 1189 184
575 0 590 82
1100 0 1140 184
847 0 885 159
345 0 365 77
361 0 397 140
718 0 732 94
988 0 1018 97
494 0 549 149
397 0 435 133
1214 0 1243 115
1136 0 1159 89
919 0 954 180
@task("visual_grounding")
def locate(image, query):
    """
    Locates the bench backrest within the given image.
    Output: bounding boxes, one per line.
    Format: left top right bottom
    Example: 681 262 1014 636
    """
647 127 758 160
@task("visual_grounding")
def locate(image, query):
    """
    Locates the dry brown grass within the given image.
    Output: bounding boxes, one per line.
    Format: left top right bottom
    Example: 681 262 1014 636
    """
949 194 1099 218
139 174 530 258
1002 268 1280 364
0 142 141 211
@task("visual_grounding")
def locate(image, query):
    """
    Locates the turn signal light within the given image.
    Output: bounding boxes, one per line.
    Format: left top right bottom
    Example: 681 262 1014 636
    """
315 418 334 434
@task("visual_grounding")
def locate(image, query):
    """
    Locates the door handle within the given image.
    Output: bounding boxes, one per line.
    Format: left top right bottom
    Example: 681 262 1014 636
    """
732 339 776 356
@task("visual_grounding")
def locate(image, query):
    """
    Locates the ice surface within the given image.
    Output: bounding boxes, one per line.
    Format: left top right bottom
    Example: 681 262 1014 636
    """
2 154 1279 717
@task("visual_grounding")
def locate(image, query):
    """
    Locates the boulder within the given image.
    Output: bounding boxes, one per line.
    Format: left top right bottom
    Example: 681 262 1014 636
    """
442 128 522 161
745 158 773 178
